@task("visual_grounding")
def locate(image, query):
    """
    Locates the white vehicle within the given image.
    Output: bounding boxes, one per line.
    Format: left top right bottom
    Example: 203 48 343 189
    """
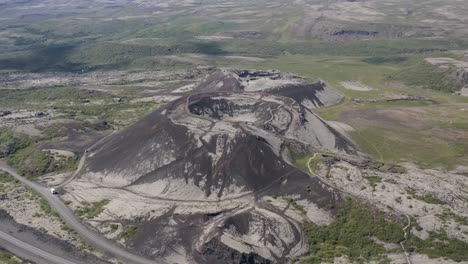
50 188 58 194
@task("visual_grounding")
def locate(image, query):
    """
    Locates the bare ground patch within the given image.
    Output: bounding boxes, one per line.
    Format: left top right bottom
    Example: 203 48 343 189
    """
340 81 373 91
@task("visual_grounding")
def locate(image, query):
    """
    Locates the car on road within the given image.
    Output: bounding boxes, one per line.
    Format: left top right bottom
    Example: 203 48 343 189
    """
50 188 59 194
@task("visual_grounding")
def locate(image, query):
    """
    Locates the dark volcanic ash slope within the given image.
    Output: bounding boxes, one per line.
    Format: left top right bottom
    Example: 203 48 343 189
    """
83 70 355 195
72 70 356 263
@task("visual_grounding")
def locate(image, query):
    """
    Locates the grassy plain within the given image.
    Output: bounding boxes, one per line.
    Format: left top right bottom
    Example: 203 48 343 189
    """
232 51 468 169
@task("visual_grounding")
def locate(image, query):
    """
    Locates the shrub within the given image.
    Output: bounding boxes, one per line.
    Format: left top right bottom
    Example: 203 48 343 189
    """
75 199 110 219
300 200 402 264
407 229 468 262
119 225 138 240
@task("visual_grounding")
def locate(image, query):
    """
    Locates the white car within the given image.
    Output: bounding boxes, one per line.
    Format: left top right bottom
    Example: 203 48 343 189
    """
50 188 59 194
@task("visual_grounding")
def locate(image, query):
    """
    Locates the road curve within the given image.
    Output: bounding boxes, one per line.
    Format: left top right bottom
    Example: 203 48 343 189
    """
0 161 160 264
56 152 87 188
0 230 78 264
57 130 116 188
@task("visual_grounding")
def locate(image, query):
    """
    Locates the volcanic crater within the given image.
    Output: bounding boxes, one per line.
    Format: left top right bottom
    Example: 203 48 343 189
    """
66 69 358 263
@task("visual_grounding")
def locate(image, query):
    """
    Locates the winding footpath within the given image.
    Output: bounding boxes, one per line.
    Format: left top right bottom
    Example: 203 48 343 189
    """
400 214 413 264
306 155 412 264
0 161 159 264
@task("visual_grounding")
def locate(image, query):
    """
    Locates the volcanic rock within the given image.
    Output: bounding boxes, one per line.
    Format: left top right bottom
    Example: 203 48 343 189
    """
75 69 357 263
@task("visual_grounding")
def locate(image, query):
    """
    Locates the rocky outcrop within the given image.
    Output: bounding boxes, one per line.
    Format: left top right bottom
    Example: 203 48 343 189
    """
449 68 468 87
425 57 468 94
331 29 378 36
0 142 14 157
0 111 11 117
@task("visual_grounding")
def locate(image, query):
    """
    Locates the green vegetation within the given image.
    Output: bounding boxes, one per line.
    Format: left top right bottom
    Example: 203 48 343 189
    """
0 87 112 109
60 101 155 126
1 30 467 72
365 176 382 191
119 225 138 240
6 146 52 177
224 38 468 58
443 122 468 130
284 197 306 215
0 127 33 158
349 127 468 169
61 223 77 235
0 127 77 177
0 172 20 192
437 210 467 226
414 194 444 205
124 18 239 39
293 153 324 175
250 54 398 91
387 62 463 93
79 242 94 252
293 153 333 174
39 125 69 139
367 98 437 108
39 197 59 217
5 146 77 178
377 164 406 174
0 40 227 71
406 189 444 205
0 85 156 126
299 200 402 264
109 223 119 232
0 252 23 264
407 229 468 262
313 104 347 121
75 199 110 219
363 56 408 65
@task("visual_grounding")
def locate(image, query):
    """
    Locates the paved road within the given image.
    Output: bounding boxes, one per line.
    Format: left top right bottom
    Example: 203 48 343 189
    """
0 161 159 264
0 230 78 264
